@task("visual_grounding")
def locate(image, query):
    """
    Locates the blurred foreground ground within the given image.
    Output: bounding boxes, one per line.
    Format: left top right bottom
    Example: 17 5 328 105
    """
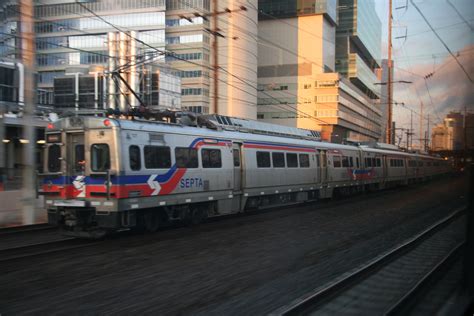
0 174 468 314
0 191 46 227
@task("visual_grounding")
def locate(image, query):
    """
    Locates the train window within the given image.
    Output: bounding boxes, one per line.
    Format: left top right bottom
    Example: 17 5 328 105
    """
349 157 354 167
175 147 198 168
356 157 359 168
48 144 61 172
365 158 372 167
272 152 285 168
286 153 298 168
376 158 381 167
202 149 222 168
342 156 349 168
129 145 141 171
299 154 310 168
401 160 405 167
91 144 110 172
333 156 341 168
144 146 171 169
233 149 240 167
74 144 85 172
257 151 271 168
316 155 320 167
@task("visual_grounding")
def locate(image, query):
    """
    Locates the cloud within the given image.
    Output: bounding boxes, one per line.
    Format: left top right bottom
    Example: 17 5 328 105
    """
393 43 474 128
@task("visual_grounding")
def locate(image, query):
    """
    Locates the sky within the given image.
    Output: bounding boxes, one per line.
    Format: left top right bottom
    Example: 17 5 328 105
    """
374 0 473 143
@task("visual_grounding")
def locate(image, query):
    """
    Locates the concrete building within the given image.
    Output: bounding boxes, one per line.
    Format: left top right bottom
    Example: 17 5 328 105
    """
0 0 257 117
256 0 382 143
431 111 474 152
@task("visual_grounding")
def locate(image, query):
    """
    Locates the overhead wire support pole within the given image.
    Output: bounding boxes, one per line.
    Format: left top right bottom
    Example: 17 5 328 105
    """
212 0 218 115
20 0 36 225
387 0 393 144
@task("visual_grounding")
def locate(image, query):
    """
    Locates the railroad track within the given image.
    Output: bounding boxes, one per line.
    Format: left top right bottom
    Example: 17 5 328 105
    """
0 238 98 263
0 223 54 236
274 206 467 315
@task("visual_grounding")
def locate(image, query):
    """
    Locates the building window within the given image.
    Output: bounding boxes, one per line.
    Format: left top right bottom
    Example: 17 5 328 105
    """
182 88 202 95
272 152 285 168
201 149 222 168
144 146 171 169
256 151 271 168
175 147 198 168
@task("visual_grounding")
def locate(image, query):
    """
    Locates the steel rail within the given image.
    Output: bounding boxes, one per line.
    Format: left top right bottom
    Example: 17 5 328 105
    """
384 241 465 315
0 223 53 236
273 206 467 315
0 238 97 263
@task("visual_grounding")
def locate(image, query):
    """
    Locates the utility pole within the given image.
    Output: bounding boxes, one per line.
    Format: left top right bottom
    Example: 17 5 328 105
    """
409 109 414 150
20 0 36 225
420 101 424 149
426 114 430 151
212 0 219 115
387 0 393 144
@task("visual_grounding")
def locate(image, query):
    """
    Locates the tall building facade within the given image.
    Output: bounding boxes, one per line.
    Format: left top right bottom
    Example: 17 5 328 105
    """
431 111 473 152
257 0 382 143
0 0 258 117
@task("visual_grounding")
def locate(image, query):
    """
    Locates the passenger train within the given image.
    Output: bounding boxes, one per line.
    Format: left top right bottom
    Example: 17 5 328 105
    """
38 115 450 238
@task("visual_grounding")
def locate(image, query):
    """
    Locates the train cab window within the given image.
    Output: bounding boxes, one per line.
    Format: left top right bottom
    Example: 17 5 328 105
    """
202 149 222 168
272 152 285 168
299 154 310 168
48 144 61 172
233 149 240 167
286 153 298 168
175 147 198 168
257 151 271 168
144 146 171 169
91 144 110 172
129 145 141 171
342 156 349 168
333 156 341 168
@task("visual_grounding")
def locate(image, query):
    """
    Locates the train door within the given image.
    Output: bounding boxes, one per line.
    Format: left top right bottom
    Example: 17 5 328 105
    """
66 132 86 198
232 143 242 192
320 150 328 184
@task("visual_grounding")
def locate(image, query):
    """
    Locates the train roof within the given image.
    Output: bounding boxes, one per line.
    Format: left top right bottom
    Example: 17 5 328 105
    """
48 116 442 160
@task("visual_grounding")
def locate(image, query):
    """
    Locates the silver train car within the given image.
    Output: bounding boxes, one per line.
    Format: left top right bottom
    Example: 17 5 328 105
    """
38 116 449 237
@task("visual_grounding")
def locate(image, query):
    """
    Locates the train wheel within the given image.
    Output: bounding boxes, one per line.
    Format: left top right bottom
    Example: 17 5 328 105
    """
190 207 207 225
144 211 160 232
